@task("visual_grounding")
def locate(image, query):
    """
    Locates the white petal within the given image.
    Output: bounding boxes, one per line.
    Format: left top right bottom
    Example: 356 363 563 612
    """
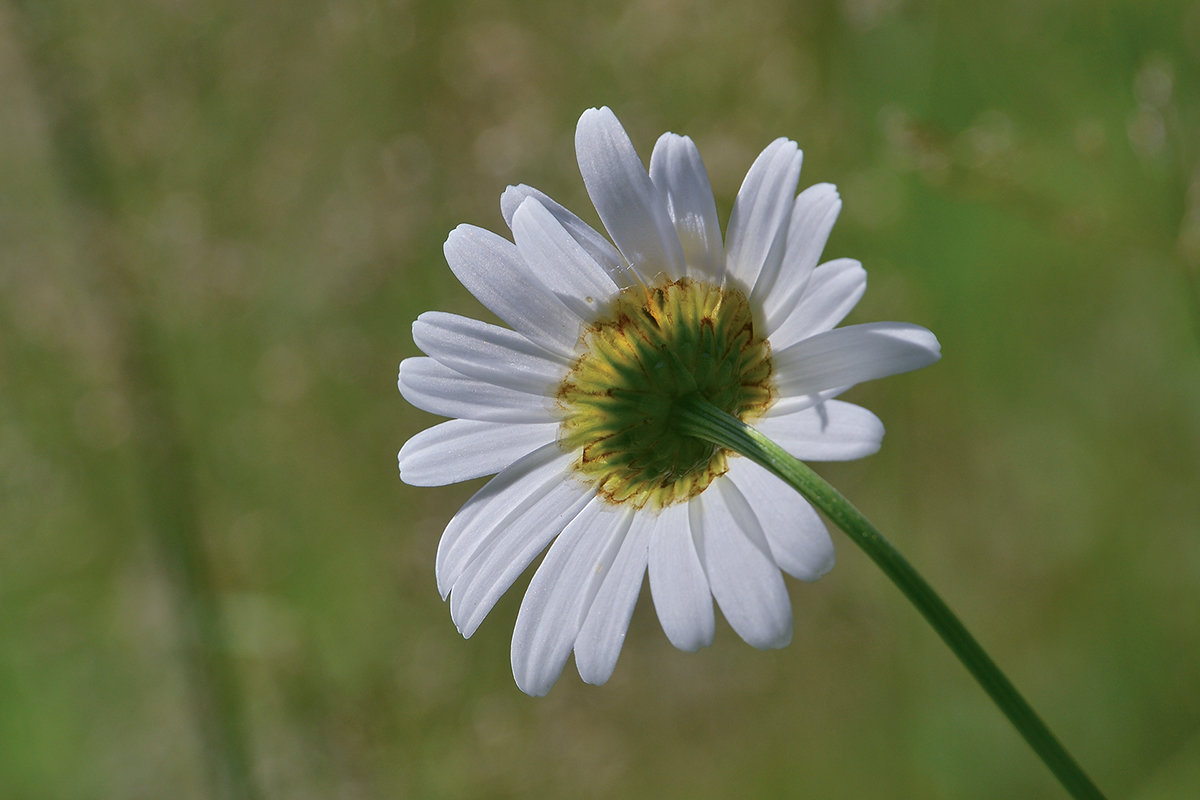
511 197 621 320
757 399 884 461
763 183 842 329
511 499 630 696
691 479 792 649
772 322 942 397
435 443 577 598
573 507 652 685
444 224 583 358
648 133 723 280
398 419 559 487
398 357 557 423
500 184 635 289
767 258 866 349
575 107 685 281
725 458 834 582
725 138 803 296
413 311 568 395
647 503 714 651
753 387 849 420
448 489 594 638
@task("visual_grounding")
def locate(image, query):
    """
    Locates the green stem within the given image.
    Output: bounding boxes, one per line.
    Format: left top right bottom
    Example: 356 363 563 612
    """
678 395 1106 800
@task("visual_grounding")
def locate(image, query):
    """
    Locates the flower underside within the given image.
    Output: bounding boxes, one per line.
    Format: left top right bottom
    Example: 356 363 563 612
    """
557 278 774 510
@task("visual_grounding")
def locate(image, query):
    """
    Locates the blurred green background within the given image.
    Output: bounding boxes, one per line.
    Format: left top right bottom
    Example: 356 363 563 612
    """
2 0 1199 797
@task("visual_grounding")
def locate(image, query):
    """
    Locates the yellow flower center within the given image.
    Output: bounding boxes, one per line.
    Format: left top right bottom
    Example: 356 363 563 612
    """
557 278 774 510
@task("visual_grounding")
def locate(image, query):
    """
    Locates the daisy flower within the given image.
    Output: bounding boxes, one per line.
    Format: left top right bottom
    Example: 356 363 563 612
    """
398 107 940 696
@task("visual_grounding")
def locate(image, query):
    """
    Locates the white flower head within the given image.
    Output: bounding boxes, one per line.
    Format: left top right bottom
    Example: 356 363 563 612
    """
399 107 940 696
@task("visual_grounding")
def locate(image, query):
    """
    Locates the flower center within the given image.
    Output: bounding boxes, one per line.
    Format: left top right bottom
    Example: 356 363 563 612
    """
557 278 774 510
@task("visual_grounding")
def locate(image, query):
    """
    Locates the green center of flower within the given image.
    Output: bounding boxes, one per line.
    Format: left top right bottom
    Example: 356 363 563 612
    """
557 278 774 510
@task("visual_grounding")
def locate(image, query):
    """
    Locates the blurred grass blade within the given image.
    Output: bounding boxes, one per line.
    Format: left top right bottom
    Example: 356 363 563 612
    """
9 3 261 798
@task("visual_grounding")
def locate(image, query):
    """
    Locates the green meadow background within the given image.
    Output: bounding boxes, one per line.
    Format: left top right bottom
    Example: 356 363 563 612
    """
2 0 1198 797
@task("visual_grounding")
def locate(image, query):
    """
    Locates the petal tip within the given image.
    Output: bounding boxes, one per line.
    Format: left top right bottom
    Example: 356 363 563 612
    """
580 105 613 118
441 224 471 260
575 107 627 152
499 185 523 226
511 654 561 697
